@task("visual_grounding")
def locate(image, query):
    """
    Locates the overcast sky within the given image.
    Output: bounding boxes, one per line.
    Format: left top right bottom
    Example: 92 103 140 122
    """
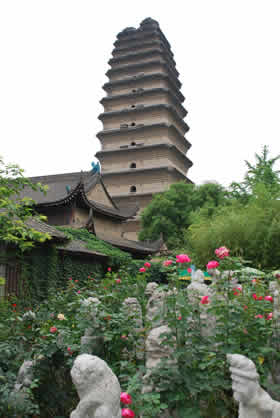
1 0 280 187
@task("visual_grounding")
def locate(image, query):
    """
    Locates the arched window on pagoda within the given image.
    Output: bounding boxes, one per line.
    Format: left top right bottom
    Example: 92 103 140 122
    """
130 142 136 146
130 186 137 193
130 162 136 169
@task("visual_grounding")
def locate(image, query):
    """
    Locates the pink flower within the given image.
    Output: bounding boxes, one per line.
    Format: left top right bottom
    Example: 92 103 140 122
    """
266 312 273 320
178 315 182 320
201 296 210 305
252 293 258 300
122 409 135 418
243 305 248 310
252 279 257 284
144 262 151 268
258 296 263 301
187 268 192 273
139 267 146 273
50 326 57 333
255 314 263 319
176 254 191 263
107 267 111 272
68 277 72 281
206 260 219 270
75 280 78 283
77 290 81 294
120 392 132 405
121 335 128 340
115 279 121 284
163 260 173 266
67 347 73 355
215 246 230 259
264 295 273 303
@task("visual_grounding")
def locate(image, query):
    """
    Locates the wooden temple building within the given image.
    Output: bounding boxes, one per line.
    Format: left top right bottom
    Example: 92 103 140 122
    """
96 17 192 240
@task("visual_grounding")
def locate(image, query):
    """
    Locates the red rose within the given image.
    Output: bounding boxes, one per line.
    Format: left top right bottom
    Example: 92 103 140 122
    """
122 409 135 418
120 392 132 404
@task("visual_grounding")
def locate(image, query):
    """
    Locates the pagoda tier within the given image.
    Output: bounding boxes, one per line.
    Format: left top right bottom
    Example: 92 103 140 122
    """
96 18 192 240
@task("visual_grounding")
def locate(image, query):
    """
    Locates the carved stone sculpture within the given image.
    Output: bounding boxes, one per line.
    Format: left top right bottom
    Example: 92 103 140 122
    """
122 297 144 359
146 287 169 327
227 353 280 418
145 282 159 298
70 354 122 418
14 360 34 392
187 269 209 302
80 298 103 355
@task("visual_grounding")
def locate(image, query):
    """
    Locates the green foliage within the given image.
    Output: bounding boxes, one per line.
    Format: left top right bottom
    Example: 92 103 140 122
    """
57 227 132 267
139 182 227 248
188 185 280 269
0 156 50 251
230 145 280 201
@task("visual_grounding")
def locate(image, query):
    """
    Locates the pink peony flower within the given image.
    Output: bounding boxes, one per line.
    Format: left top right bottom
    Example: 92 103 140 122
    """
255 314 264 319
50 326 57 333
120 392 132 405
176 254 191 263
115 279 121 284
215 246 230 259
144 262 151 268
139 267 146 273
201 296 210 305
122 409 135 418
163 260 173 266
264 295 273 303
206 260 219 270
267 312 273 320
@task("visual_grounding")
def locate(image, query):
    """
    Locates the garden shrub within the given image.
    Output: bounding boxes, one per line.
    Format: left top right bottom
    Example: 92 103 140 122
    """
0 251 280 417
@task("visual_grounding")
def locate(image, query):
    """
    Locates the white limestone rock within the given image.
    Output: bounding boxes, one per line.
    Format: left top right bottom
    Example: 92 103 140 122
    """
143 325 174 394
70 354 122 418
227 353 280 418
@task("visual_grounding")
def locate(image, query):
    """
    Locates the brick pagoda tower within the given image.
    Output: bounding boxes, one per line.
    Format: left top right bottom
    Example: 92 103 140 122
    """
96 18 192 240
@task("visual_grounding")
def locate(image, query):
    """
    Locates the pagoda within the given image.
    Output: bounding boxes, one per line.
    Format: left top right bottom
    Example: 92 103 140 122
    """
96 17 193 240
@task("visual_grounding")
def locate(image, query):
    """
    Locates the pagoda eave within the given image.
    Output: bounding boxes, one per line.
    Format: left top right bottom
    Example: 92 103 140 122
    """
96 122 192 150
100 88 187 117
103 72 185 103
106 60 181 89
98 103 189 134
101 165 187 178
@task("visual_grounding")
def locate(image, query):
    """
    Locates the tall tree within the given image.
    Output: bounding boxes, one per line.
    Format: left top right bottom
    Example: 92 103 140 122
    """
230 145 280 200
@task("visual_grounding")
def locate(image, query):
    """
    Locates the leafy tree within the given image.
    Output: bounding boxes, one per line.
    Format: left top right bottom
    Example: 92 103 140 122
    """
0 157 50 251
139 182 227 248
230 145 280 201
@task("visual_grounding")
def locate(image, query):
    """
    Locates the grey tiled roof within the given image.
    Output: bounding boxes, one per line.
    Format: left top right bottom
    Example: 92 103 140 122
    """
56 239 108 258
96 232 164 255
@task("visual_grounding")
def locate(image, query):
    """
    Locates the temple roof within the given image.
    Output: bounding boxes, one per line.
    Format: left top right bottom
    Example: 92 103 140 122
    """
96 232 165 256
22 171 138 220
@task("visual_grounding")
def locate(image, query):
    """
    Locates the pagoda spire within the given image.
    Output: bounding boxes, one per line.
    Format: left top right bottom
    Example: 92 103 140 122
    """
95 18 192 240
